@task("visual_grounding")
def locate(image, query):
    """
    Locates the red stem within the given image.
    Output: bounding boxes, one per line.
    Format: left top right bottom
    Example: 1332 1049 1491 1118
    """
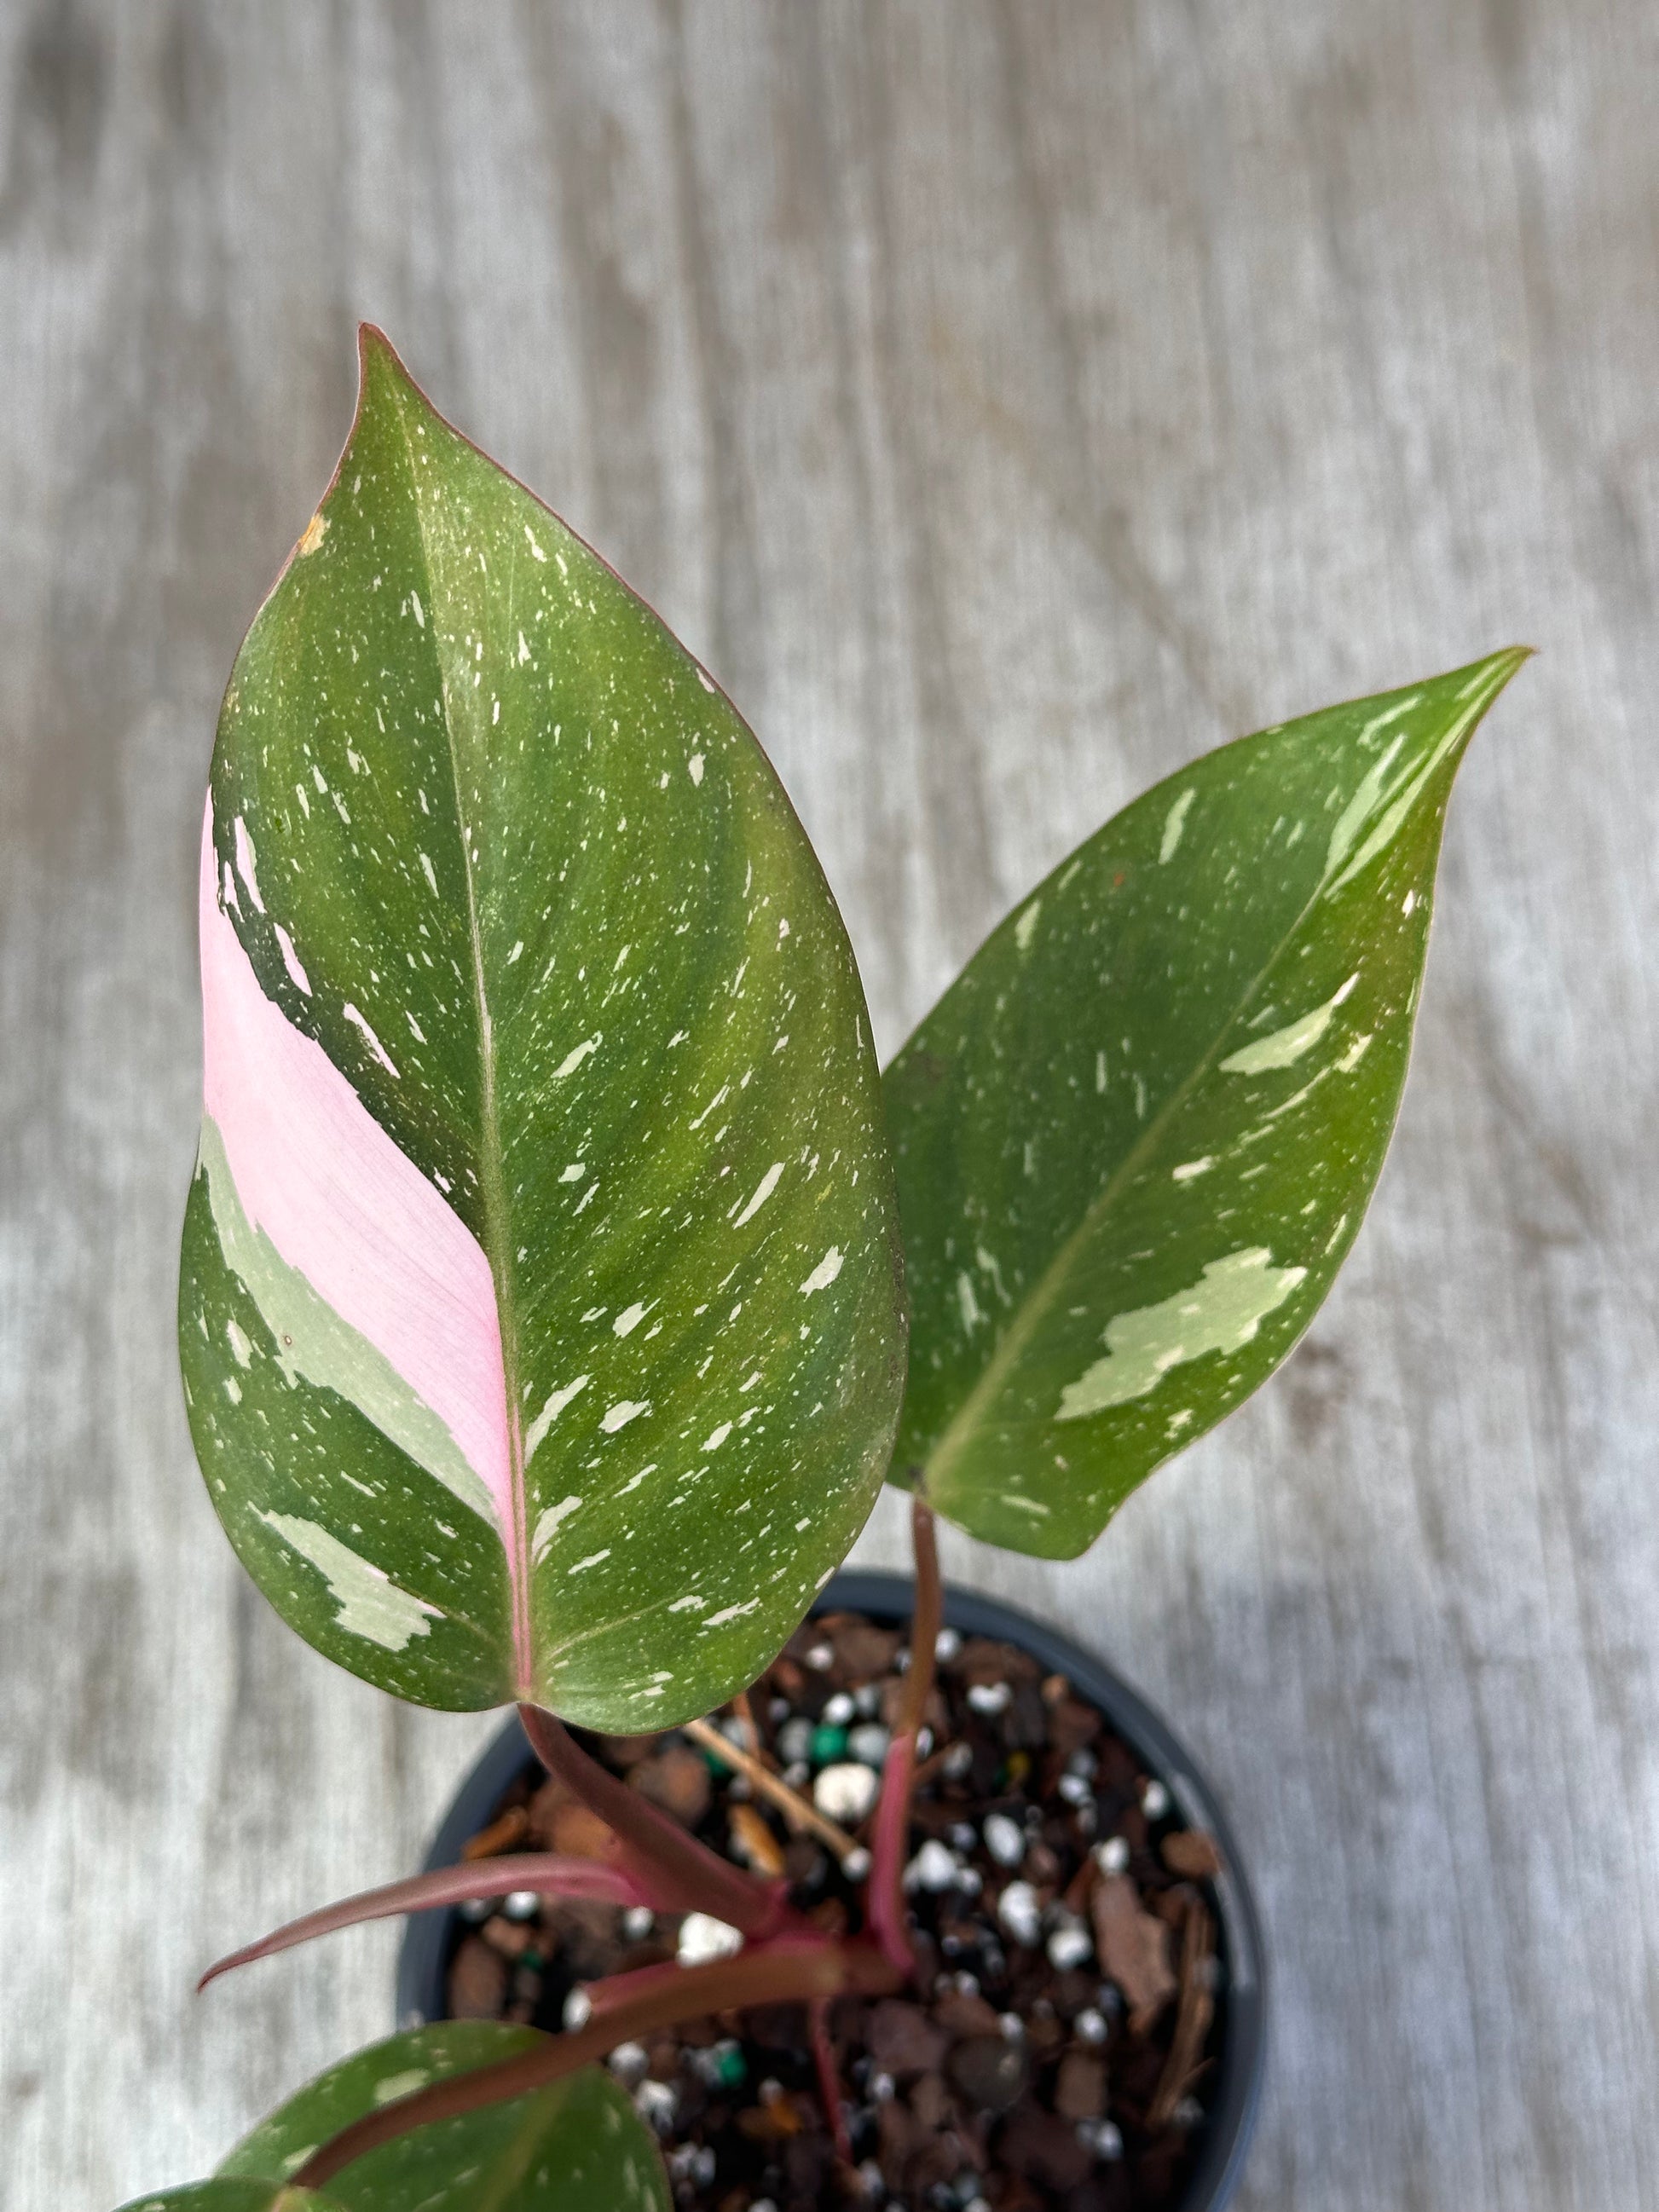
294 1938 902 2187
197 1855 643 1990
517 1704 787 1939
810 1995 853 2163
867 1496 942 1974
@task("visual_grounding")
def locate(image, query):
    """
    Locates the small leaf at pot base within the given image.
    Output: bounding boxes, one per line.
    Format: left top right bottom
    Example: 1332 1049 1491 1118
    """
116 2186 350 2212
885 650 1526 1556
218 2023 668 2212
178 329 905 1727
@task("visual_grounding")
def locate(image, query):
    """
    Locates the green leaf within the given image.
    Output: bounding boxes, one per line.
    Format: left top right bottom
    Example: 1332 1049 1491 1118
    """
178 329 904 1726
116 2186 345 2212
218 2023 668 2212
885 650 1525 1556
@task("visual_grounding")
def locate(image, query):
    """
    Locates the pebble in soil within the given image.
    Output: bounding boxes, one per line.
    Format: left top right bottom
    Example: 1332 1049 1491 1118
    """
445 1611 1229 2212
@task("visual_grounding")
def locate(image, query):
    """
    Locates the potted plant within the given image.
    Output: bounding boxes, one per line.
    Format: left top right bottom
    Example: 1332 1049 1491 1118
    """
128 328 1522 2212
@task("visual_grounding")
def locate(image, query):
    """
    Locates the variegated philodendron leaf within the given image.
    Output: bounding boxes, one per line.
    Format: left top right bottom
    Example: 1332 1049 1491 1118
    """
886 650 1525 1556
116 2187 346 2212
178 329 904 1725
218 2024 668 2212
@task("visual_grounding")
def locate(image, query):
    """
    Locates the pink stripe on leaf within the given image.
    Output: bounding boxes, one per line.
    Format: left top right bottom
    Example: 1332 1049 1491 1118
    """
199 806 522 1640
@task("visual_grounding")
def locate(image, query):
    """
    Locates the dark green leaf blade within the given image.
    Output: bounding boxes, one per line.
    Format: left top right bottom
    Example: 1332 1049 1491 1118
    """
886 651 1525 1556
218 2023 668 2212
116 2186 346 2212
179 331 904 1724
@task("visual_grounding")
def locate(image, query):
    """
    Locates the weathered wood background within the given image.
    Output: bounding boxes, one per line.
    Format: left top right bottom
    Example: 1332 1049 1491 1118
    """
3 3 1655 2206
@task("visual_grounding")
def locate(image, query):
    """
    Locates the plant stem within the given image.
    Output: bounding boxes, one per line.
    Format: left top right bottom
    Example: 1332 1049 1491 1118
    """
867 1495 942 1974
897 1495 943 1738
196 1855 642 1990
294 1938 902 2187
517 1704 785 1937
810 1995 853 2162
682 1716 864 1868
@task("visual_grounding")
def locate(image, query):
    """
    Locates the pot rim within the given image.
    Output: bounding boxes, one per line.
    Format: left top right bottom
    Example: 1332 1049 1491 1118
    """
397 1568 1267 2212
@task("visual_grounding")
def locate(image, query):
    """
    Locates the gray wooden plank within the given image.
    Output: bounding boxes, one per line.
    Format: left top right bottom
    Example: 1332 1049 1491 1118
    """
1 3 1654 2207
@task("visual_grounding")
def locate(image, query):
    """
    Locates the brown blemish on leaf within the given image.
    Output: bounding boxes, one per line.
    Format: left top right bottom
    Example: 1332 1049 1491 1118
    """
298 510 327 556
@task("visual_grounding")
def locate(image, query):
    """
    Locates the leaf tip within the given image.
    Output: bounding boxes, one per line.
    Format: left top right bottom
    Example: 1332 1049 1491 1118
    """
353 323 431 422
1466 643 1535 706
355 320 403 376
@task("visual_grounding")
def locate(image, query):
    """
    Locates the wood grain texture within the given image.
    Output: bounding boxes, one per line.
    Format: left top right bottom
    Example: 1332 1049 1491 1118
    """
1 4 1653 2207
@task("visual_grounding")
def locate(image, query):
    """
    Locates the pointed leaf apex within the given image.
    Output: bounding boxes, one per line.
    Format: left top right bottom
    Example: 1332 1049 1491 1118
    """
352 323 426 419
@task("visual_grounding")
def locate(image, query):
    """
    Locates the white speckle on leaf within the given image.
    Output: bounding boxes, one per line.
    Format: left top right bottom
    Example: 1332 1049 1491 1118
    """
1219 975 1357 1075
274 924 311 996
1171 1158 1212 1181
1324 692 1482 898
409 590 425 627
233 817 265 912
602 1400 650 1433
1336 1032 1373 1071
517 629 530 663
508 940 524 964
733 1162 783 1227
688 753 704 786
525 525 546 561
1055 1248 1308 1421
257 1513 441 1649
560 1163 585 1183
554 1034 600 1078
613 1302 650 1337
419 852 438 895
697 666 716 694
369 2069 429 2109
343 1005 399 1078
703 1597 760 1628
801 1248 843 1296
957 1272 985 1334
668 1593 708 1612
1159 787 1196 863
1014 898 1042 952
568 1549 610 1574
702 1422 732 1452
226 1319 253 1368
531 1493 585 1560
526 1379 590 1464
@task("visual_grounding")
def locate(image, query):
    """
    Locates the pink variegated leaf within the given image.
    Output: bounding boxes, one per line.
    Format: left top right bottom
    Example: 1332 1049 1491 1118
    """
217 2024 669 2212
179 329 905 1724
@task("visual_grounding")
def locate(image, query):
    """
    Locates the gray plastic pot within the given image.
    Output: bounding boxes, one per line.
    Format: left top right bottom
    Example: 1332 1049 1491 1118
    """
397 1570 1267 2210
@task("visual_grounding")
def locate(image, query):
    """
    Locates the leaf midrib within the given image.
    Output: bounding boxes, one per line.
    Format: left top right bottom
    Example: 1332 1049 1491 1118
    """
389 392 532 1695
